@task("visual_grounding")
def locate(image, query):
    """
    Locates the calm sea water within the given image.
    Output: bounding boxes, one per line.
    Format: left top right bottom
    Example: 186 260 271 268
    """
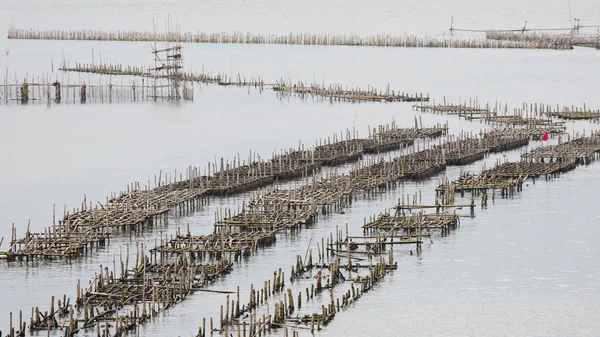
1 0 599 336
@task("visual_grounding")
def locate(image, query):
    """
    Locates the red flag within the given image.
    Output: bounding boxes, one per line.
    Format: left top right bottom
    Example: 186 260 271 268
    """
542 132 549 141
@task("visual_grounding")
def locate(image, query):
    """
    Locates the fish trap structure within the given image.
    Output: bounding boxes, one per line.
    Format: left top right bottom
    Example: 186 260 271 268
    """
2 122 443 263
60 62 271 88
362 211 462 237
483 159 578 180
273 121 447 168
413 103 490 115
490 124 567 140
436 172 525 198
150 227 277 260
521 134 600 164
414 99 573 130
2 124 534 264
538 104 600 120
215 206 320 232
205 131 529 253
435 134 600 199
485 31 600 49
357 194 474 252
272 81 429 103
59 61 429 104
391 128 531 169
6 222 109 261
364 119 447 151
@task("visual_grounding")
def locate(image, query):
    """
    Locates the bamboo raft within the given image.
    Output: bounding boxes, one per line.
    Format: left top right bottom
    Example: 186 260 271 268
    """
59 62 429 103
480 160 578 180
6 25 576 50
0 129 562 337
200 131 529 245
150 229 277 258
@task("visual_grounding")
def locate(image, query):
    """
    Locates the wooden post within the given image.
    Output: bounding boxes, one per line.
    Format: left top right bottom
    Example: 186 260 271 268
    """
80 84 87 102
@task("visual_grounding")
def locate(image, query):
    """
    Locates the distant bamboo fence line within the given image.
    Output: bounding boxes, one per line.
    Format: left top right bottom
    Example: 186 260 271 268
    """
7 25 574 50
485 31 599 48
60 62 429 102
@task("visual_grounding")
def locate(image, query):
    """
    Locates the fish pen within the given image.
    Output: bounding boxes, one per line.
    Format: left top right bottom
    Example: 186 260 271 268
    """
1 35 195 105
362 210 462 238
414 99 573 129
209 130 531 243
521 134 600 164
489 124 567 140
5 124 572 336
2 122 442 263
540 104 600 120
5 221 109 260
485 31 599 48
214 204 320 232
275 121 447 167
436 173 525 198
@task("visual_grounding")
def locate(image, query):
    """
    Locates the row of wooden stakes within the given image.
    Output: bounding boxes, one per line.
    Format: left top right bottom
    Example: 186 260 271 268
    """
7 25 577 50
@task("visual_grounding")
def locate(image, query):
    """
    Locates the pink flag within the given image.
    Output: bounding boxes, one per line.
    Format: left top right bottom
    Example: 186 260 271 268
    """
542 132 549 141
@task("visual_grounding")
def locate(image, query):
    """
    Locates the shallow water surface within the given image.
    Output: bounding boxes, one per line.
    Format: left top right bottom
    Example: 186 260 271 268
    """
1 1 600 336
